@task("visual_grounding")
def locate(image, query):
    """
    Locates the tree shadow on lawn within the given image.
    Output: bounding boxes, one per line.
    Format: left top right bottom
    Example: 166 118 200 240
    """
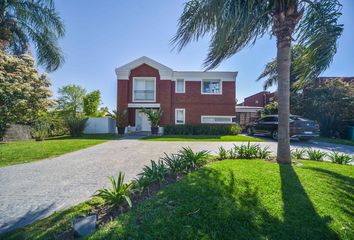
302 167 354 219
89 164 338 240
279 164 338 240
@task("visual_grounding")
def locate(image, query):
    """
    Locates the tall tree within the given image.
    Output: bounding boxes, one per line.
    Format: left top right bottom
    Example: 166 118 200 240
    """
83 90 101 117
0 51 53 138
57 84 86 117
0 0 65 72
172 0 343 164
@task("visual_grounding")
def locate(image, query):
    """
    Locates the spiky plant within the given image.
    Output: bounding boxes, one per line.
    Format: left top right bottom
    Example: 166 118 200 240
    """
95 172 133 208
306 148 327 161
178 147 209 171
328 152 352 165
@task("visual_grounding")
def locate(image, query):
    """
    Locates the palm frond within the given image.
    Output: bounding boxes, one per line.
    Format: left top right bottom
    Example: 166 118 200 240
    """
294 0 343 87
172 0 271 70
0 0 65 71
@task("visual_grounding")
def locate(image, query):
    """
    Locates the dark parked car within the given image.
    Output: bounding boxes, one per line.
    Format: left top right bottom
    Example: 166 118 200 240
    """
246 115 320 141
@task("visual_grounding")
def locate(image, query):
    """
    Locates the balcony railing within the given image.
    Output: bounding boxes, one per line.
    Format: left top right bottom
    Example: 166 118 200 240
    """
134 90 155 101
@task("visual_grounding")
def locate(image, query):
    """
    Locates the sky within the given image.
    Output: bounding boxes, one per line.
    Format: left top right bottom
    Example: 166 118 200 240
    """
47 0 354 111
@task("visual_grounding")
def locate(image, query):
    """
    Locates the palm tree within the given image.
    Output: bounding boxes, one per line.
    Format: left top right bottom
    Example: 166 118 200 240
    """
0 0 65 72
172 0 343 164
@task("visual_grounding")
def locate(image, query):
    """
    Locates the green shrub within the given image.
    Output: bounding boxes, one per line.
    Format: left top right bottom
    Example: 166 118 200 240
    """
228 148 237 159
31 118 50 141
218 146 228 160
234 142 260 159
328 152 352 165
95 172 133 208
178 147 209 171
230 124 242 135
31 124 49 141
291 148 306 159
65 116 88 137
139 160 169 184
163 124 241 135
131 177 151 194
161 153 186 175
257 146 272 160
306 148 327 161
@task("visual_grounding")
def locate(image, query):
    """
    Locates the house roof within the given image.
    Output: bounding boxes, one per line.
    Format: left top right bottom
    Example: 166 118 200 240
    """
115 56 237 81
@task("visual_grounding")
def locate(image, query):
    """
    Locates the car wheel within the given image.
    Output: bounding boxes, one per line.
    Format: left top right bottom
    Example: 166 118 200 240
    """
272 130 278 141
247 127 254 136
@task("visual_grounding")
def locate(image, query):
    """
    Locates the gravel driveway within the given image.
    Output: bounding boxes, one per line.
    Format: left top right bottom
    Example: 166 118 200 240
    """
0 137 353 234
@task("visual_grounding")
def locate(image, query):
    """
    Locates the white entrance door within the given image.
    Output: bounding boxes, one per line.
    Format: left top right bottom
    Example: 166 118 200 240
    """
135 110 151 131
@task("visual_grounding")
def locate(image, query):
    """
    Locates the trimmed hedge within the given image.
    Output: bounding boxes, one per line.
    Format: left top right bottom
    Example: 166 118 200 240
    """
164 124 242 135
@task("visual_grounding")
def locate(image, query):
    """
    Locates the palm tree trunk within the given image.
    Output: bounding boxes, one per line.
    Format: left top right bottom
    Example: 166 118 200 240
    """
272 7 303 164
276 42 291 163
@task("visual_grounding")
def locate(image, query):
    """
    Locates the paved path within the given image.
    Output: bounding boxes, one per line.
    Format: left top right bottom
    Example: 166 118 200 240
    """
0 138 353 234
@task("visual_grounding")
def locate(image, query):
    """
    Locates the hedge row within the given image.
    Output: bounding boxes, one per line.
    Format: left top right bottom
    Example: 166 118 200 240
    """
163 124 242 135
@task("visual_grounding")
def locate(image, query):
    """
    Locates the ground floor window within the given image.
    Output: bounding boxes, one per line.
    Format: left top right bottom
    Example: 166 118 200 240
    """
201 116 233 124
175 108 185 124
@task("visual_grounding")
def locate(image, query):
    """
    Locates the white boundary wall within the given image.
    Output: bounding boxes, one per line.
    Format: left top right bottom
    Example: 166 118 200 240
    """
84 117 116 134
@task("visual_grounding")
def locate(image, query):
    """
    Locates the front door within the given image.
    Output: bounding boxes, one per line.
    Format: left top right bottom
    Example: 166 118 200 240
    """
135 110 151 131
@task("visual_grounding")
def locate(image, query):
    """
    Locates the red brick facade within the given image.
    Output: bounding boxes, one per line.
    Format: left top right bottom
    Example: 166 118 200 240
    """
243 91 276 107
117 62 236 127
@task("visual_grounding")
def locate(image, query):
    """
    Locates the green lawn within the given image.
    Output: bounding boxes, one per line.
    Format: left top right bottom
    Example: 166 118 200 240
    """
0 134 119 167
3 160 353 240
142 134 264 142
315 137 354 147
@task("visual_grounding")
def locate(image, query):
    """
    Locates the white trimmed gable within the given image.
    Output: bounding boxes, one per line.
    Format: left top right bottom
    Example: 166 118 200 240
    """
115 56 173 80
115 56 238 81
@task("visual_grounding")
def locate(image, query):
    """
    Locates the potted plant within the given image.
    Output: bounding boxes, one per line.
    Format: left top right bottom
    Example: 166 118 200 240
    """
142 108 163 135
112 109 127 135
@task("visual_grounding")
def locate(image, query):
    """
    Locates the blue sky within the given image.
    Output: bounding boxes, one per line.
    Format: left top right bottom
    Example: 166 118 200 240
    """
49 0 354 111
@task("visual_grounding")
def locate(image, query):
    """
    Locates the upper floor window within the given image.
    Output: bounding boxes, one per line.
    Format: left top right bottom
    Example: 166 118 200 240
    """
176 79 185 93
133 77 156 102
201 79 222 94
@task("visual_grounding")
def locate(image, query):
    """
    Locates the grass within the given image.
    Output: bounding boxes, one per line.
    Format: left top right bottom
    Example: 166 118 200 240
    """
3 160 353 240
315 137 354 147
142 134 264 142
0 134 119 167
1 198 104 240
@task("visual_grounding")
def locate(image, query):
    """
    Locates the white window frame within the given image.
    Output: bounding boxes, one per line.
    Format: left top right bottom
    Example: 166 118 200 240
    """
175 108 186 125
175 79 185 93
201 79 222 95
201 115 234 124
132 77 156 102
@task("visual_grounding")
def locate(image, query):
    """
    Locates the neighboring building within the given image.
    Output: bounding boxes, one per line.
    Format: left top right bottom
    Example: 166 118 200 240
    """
241 91 276 107
116 56 237 132
236 106 262 128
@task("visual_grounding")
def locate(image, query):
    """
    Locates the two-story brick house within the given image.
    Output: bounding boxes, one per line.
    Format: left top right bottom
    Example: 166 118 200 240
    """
116 56 237 131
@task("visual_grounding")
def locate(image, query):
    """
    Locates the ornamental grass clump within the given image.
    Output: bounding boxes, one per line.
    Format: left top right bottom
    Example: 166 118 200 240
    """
139 160 169 185
306 148 327 161
234 142 260 159
291 148 307 160
217 146 228 160
95 172 133 208
178 147 209 172
161 153 187 175
328 152 352 165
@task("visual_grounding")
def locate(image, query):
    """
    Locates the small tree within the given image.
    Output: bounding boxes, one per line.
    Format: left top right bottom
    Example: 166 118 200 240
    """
112 109 128 135
142 109 163 135
142 109 163 128
83 90 101 117
57 84 86 117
